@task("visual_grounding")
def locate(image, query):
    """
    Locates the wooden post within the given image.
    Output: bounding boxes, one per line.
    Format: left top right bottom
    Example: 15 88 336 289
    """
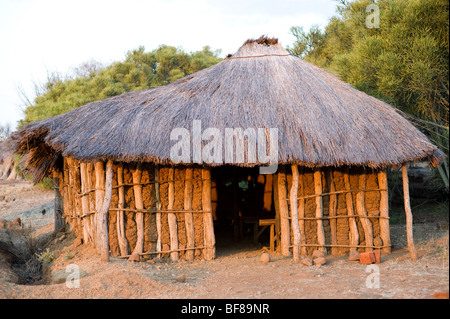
314 169 326 252
167 167 179 261
86 163 96 247
98 160 113 262
117 163 129 256
328 170 338 255
377 170 391 254
132 163 145 255
273 173 281 251
298 169 307 256
278 166 290 256
155 166 162 258
344 169 359 252
53 170 65 232
80 162 92 243
184 168 195 262
290 165 301 262
202 168 215 260
94 161 105 251
62 158 70 228
402 164 418 260
356 172 374 251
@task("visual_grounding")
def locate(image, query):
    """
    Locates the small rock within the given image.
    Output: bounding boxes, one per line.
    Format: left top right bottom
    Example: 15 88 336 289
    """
73 237 83 247
313 257 326 266
128 253 140 262
312 250 325 259
260 252 271 263
301 257 313 266
0 195 5 201
147 259 155 264
175 274 186 282
359 251 376 264
13 217 21 226
348 250 360 261
373 236 383 247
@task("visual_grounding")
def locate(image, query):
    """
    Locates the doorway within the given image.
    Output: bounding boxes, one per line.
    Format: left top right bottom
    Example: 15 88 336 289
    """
211 166 275 254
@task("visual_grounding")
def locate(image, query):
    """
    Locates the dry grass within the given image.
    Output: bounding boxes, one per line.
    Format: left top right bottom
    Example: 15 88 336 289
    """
7 37 444 182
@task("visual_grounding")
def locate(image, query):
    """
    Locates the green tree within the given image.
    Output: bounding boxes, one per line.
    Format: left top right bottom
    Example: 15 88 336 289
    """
288 0 449 188
19 45 222 126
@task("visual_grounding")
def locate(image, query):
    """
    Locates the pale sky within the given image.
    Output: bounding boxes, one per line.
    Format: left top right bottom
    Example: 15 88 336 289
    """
0 0 338 130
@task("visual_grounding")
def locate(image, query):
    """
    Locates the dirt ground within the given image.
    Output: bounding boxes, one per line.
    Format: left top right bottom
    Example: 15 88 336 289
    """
0 180 448 299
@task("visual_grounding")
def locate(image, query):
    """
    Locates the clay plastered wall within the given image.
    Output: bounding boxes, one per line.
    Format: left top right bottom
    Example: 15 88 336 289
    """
62 160 207 260
286 167 382 255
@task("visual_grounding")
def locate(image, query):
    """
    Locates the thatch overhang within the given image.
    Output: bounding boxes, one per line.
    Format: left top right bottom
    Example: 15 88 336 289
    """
8 36 445 181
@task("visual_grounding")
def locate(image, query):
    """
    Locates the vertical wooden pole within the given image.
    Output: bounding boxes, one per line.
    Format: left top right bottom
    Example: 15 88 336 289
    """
167 167 179 261
94 161 105 251
314 169 326 253
80 162 92 243
53 170 65 232
155 166 162 258
378 170 391 254
273 173 281 251
184 168 195 262
117 163 129 256
278 166 290 256
356 172 374 251
344 168 359 252
232 167 240 242
402 165 418 260
86 163 96 247
202 168 215 260
63 158 71 229
298 169 307 256
132 163 145 255
290 165 301 262
328 170 338 255
98 160 113 262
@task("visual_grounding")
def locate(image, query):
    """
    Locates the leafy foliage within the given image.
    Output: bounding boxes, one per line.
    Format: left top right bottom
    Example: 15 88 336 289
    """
288 0 449 187
20 45 222 126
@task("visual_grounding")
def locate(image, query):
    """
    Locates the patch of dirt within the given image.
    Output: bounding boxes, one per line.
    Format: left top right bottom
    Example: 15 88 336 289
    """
0 180 448 299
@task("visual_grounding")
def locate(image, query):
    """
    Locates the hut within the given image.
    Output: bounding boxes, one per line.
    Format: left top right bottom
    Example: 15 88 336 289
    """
7 36 444 262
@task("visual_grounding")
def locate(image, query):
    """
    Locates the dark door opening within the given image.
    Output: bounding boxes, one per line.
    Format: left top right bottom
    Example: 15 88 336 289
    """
211 166 275 253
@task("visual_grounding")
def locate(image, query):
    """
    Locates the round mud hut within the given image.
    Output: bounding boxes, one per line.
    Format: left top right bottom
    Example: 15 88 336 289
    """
7 36 444 262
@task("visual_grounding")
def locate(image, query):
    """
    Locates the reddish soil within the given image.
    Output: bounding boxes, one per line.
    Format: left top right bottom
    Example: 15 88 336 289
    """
0 180 448 299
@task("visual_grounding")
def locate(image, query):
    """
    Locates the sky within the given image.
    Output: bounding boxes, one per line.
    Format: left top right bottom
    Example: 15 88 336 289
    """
0 0 339 130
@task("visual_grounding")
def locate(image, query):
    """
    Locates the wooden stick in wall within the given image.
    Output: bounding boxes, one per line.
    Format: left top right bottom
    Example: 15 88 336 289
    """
328 170 338 255
377 170 391 254
290 165 301 262
98 160 113 262
356 172 374 252
298 169 306 256
167 167 179 261
155 166 162 258
402 164 418 261
184 168 195 262
202 168 215 260
278 166 290 256
132 163 145 255
95 161 105 251
80 162 92 244
86 163 96 247
344 169 359 252
117 163 129 256
314 169 326 253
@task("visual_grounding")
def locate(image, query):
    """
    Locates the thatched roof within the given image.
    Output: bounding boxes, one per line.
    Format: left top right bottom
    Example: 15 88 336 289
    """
8 36 444 179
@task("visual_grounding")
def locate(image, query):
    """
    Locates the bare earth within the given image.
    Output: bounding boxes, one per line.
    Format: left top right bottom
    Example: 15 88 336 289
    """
0 180 448 299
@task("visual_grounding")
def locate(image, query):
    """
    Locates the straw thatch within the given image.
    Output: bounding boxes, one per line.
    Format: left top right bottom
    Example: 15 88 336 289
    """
8 36 444 181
